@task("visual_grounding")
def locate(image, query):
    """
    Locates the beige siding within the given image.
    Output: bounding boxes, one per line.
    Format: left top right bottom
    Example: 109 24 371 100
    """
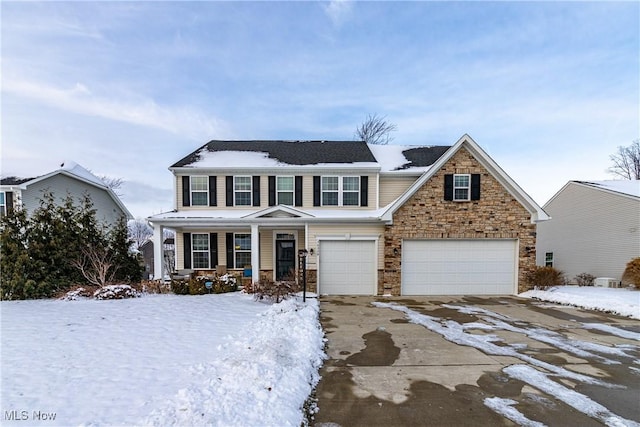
536 183 640 281
306 223 385 270
260 231 274 269
379 175 417 206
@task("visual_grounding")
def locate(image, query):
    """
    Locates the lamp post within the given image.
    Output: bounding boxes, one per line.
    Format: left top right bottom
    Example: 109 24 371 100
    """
298 249 308 302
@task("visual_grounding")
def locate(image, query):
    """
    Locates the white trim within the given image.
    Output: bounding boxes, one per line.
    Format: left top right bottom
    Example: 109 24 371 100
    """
234 175 253 207
453 173 471 201
276 176 295 206
381 134 549 224
243 205 315 219
190 176 209 207
320 175 361 207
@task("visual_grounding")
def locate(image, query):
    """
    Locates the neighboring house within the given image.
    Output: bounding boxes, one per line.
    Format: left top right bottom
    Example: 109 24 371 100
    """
536 180 640 284
139 237 176 280
0 161 132 226
148 135 548 296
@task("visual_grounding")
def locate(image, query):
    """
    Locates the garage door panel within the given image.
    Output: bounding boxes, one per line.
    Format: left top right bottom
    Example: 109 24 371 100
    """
402 240 516 295
319 240 376 295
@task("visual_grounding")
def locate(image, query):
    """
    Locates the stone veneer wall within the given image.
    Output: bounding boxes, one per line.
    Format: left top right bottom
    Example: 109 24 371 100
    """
383 147 537 295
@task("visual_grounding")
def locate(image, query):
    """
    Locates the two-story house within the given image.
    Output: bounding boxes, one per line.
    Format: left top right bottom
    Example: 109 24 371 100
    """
148 135 548 296
0 161 132 226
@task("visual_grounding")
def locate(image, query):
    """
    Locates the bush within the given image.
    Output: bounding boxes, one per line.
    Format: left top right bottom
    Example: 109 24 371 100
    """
249 279 301 303
171 274 239 295
574 273 596 287
622 257 640 287
93 284 140 300
525 266 565 290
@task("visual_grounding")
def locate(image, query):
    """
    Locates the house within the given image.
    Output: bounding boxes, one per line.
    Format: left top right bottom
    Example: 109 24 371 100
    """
0 161 132 226
139 237 176 280
148 134 549 296
536 180 640 284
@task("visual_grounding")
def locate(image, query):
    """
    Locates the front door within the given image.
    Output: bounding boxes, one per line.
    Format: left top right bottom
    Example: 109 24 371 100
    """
276 239 296 281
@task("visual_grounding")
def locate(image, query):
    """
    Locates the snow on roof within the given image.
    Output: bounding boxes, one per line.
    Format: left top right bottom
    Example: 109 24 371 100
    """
578 180 640 198
367 144 450 173
191 150 285 168
59 161 107 187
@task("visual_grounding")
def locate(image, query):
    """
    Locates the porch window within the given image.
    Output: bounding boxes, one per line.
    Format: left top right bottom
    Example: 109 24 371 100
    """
453 174 470 201
192 233 210 268
342 177 360 206
234 233 251 267
276 176 294 205
321 176 339 206
234 176 252 206
545 252 553 267
190 176 209 206
0 192 5 217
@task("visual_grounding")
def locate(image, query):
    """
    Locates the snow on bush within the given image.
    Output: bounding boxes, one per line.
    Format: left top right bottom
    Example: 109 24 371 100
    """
93 284 141 300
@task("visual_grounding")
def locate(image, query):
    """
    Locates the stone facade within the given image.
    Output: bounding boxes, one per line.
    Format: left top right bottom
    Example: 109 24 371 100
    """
383 147 537 295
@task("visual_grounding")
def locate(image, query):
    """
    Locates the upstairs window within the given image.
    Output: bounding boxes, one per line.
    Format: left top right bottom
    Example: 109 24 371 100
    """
453 174 470 201
342 177 360 206
320 176 360 206
545 252 553 267
321 177 339 206
0 192 5 217
234 176 252 206
191 176 209 206
276 176 294 205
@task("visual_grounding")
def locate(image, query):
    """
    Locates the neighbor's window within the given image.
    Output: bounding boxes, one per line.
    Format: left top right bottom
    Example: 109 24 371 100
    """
190 176 209 206
0 192 5 217
321 176 339 206
545 252 553 267
192 233 210 268
453 174 470 201
276 176 294 205
342 176 360 206
234 233 251 267
234 176 252 206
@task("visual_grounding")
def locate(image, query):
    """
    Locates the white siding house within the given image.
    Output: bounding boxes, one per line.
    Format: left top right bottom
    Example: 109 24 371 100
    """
536 180 640 283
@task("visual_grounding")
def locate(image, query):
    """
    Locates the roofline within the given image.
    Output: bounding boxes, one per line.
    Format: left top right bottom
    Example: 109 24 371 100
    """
168 165 382 174
147 216 384 228
543 180 640 208
381 134 550 224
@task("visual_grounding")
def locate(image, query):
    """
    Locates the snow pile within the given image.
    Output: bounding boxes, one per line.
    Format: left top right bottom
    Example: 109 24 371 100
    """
520 286 640 319
93 284 140 299
143 298 326 427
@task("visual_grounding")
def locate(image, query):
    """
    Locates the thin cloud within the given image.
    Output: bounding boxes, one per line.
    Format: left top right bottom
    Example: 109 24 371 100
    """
323 0 353 27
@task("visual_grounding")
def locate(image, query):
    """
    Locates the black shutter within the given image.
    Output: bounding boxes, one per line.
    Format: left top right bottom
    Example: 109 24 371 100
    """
360 176 368 207
209 233 218 267
226 233 234 268
209 176 217 206
226 176 233 206
252 176 260 206
268 176 276 206
6 191 13 214
313 176 321 206
182 176 190 207
183 233 192 269
295 176 303 207
444 174 454 201
471 174 481 200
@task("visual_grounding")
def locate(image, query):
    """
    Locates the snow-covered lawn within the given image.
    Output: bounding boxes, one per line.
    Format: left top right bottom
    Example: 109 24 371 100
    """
1 293 325 426
520 286 640 319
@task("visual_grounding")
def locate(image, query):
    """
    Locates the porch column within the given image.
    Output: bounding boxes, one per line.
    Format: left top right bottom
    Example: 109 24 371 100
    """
251 224 260 283
151 223 164 280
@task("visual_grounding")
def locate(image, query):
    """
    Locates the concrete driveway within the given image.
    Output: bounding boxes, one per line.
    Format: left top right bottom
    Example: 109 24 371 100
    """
312 296 640 427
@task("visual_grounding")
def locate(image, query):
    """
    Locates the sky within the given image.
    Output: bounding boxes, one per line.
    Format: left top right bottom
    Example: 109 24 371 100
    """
1 1 638 219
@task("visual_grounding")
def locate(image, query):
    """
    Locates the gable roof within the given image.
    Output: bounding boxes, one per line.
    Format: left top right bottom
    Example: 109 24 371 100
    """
380 134 550 223
171 140 377 168
544 180 640 207
1 161 133 220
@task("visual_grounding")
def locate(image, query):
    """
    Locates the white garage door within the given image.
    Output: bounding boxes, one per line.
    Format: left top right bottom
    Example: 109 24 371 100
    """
402 240 517 295
318 240 376 295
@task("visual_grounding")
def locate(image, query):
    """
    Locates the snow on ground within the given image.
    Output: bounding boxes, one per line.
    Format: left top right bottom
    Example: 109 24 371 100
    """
520 286 640 319
1 293 325 426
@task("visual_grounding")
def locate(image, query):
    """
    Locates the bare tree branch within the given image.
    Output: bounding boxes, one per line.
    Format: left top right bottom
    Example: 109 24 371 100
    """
71 244 119 287
128 219 153 250
355 113 397 145
608 139 640 180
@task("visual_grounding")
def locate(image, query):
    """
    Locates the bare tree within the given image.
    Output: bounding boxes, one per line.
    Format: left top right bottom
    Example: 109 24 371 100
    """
355 113 398 145
71 244 118 287
608 139 640 179
128 219 153 250
99 176 124 196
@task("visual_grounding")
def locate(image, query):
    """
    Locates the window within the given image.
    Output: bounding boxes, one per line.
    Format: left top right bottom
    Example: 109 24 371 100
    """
234 176 252 206
545 252 553 267
276 176 294 205
453 174 470 201
191 176 208 206
192 234 210 268
321 176 360 206
0 192 5 217
234 233 251 267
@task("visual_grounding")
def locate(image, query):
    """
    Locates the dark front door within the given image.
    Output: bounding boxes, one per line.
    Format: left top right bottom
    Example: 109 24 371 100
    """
276 240 295 281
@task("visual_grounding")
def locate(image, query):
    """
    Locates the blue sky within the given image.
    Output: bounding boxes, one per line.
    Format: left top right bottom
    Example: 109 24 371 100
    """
2 1 638 218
